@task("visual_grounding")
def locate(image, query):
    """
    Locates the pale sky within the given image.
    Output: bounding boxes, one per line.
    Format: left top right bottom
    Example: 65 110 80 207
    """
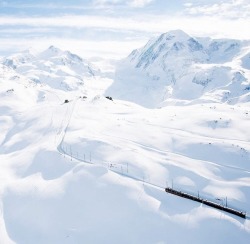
0 0 249 58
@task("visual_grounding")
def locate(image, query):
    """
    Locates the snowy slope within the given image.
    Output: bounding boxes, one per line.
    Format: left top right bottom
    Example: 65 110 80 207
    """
107 30 250 107
0 45 250 243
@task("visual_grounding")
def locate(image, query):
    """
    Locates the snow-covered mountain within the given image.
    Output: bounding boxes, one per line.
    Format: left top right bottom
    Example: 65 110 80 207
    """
1 40 250 243
1 46 99 91
107 30 250 107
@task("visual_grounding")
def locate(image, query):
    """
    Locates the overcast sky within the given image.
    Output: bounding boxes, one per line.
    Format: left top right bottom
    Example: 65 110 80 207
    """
0 0 249 58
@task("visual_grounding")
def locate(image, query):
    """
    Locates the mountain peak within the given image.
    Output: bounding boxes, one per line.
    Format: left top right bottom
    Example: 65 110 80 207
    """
48 45 61 52
128 29 205 70
162 30 191 41
38 45 63 59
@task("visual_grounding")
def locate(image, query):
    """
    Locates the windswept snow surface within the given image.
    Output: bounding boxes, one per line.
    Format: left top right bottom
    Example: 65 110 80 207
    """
0 45 250 243
107 30 250 108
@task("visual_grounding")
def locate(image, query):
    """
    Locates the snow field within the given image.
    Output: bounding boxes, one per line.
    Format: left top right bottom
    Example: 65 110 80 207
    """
0 43 250 243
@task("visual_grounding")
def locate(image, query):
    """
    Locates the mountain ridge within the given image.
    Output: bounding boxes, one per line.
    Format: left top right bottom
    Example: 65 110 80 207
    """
1 46 99 92
106 30 250 107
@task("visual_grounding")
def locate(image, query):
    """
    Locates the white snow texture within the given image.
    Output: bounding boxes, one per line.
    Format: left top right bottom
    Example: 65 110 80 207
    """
0 31 250 244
